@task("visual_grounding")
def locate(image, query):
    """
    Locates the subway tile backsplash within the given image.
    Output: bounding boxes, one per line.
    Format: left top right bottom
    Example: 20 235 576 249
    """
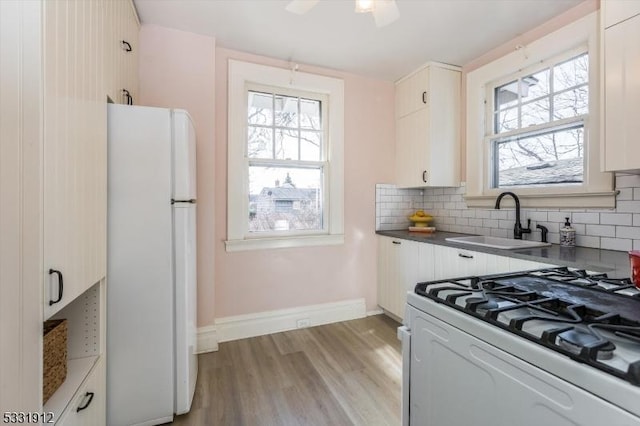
375 184 426 230
375 173 640 252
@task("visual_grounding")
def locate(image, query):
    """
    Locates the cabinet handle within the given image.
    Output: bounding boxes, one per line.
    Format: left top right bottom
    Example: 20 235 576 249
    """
122 89 133 105
422 91 427 104
422 170 428 183
458 253 474 259
392 241 401 245
76 392 95 412
121 40 132 52
48 269 64 306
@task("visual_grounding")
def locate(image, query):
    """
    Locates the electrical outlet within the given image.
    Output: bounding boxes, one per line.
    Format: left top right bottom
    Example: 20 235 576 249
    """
296 318 310 328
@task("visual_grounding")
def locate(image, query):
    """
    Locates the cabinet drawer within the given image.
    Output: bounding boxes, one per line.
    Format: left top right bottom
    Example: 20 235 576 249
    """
55 358 105 426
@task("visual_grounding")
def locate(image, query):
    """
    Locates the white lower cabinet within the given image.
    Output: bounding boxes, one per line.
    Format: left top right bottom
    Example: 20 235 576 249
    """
56 358 105 426
377 236 434 319
377 236 559 321
433 245 512 279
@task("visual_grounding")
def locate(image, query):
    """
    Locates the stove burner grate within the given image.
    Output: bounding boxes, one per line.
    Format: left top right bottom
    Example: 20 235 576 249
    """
557 329 615 360
414 266 640 387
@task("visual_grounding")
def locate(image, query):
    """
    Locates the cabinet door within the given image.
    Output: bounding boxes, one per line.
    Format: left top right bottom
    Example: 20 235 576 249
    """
56 358 105 426
122 1 139 104
104 0 138 104
416 242 435 286
603 14 640 172
377 237 397 316
377 237 423 319
395 64 460 188
603 0 640 28
396 107 430 188
43 0 107 318
396 68 428 118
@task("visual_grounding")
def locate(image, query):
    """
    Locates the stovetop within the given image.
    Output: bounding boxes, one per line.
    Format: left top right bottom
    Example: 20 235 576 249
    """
415 266 640 386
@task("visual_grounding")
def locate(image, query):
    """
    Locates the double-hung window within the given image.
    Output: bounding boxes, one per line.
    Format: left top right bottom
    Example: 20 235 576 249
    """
226 60 344 251
465 12 615 208
246 86 327 234
488 51 588 188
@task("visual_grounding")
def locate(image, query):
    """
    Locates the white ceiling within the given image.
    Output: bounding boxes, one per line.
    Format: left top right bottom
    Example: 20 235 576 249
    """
133 0 585 81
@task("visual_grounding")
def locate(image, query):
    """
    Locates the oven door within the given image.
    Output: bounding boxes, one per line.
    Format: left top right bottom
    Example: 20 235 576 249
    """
406 304 640 426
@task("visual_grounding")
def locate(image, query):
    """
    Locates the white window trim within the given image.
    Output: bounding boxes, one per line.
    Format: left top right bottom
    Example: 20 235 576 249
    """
465 12 615 209
225 59 344 252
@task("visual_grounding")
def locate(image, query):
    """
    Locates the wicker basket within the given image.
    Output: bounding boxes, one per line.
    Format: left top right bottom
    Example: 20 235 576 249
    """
43 319 67 404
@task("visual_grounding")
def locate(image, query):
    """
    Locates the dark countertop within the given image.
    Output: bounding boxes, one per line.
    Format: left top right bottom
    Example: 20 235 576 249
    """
376 230 631 278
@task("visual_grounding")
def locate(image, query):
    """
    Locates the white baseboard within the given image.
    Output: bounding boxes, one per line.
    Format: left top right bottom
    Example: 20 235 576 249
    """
367 308 384 316
207 298 366 344
196 324 219 354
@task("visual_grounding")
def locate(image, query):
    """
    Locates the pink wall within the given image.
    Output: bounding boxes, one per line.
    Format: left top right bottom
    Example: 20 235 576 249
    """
137 1 599 324
138 26 395 323
215 48 395 317
138 25 216 327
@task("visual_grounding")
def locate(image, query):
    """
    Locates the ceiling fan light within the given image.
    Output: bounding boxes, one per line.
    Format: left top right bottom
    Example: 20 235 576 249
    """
355 0 375 13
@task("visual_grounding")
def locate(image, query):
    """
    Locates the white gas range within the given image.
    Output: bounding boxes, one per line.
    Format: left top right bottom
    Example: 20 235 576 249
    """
398 267 640 426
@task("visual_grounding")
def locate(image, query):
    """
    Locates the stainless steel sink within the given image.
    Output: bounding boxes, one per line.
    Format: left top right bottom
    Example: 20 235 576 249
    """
445 235 551 250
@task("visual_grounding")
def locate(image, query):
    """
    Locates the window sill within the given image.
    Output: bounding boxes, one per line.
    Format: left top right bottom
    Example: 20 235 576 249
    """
225 234 345 252
464 191 618 209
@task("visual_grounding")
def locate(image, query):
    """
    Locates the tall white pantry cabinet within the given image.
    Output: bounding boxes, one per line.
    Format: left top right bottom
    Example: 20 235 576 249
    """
0 0 139 423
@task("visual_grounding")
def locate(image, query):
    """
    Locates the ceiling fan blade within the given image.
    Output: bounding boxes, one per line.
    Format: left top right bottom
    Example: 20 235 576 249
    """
373 0 399 27
285 0 321 15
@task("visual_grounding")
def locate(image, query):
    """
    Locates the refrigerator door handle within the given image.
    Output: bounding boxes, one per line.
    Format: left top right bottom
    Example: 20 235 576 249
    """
171 198 196 204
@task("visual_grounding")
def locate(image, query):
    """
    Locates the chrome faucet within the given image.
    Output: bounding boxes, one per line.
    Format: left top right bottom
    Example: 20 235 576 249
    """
494 191 531 240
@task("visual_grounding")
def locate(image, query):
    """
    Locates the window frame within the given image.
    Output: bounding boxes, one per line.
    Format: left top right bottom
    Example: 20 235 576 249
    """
246 83 329 239
485 47 589 190
226 60 344 252
465 12 615 209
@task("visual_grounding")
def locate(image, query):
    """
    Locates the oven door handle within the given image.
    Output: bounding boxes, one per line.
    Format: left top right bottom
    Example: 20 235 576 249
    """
398 325 411 426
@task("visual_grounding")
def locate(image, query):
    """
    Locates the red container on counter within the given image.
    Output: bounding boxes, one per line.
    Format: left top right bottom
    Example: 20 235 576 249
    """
629 250 640 288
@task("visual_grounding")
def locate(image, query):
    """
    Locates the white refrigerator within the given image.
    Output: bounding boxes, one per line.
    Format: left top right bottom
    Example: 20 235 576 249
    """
107 104 198 426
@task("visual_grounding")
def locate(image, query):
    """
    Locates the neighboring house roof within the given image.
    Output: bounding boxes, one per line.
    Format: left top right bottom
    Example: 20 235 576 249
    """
259 183 318 200
499 157 583 186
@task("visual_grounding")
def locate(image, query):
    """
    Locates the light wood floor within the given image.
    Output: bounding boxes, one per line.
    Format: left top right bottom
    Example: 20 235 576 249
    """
170 314 402 426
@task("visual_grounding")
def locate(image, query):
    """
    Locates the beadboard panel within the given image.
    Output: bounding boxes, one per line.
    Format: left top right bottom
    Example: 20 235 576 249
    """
0 0 43 412
43 0 108 318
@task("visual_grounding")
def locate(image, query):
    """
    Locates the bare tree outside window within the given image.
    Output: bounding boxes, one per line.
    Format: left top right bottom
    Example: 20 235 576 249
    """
490 53 588 188
247 89 326 233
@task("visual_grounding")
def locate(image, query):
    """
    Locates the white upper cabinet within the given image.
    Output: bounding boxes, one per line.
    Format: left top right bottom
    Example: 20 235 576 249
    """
43 0 139 319
395 63 461 188
396 67 430 118
43 0 108 318
602 0 640 28
105 0 139 105
601 0 640 172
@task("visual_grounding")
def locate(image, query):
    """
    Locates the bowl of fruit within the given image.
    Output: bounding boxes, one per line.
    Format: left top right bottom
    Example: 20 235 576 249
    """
408 210 433 228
